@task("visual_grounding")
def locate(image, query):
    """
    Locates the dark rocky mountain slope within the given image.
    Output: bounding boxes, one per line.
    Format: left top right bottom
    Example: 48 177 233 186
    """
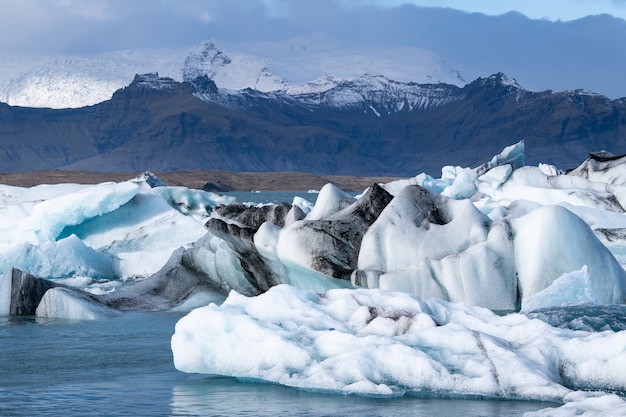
1 72 625 176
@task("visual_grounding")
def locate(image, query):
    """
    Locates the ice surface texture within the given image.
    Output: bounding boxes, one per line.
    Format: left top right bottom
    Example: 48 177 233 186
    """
172 285 626 402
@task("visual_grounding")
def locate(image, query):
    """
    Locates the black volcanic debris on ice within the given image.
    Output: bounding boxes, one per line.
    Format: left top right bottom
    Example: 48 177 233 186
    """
0 72 625 176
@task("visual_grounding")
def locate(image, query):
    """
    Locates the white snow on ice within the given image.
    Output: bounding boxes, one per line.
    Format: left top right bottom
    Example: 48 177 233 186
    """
172 285 626 405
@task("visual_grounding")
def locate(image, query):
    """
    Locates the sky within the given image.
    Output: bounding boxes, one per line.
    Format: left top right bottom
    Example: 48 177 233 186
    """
1 0 625 97
375 0 626 21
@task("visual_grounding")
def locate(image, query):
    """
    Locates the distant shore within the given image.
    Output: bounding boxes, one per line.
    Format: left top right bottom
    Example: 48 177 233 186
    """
0 170 404 192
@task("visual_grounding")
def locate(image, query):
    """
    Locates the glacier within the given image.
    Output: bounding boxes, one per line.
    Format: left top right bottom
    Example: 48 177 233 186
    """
0 39 465 110
2 143 626 415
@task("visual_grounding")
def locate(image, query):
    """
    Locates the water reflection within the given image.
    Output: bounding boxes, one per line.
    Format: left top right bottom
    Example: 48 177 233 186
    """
170 376 557 417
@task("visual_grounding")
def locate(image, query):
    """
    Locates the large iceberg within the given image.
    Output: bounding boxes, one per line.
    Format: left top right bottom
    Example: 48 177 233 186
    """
169 142 626 414
0 178 227 316
172 285 626 406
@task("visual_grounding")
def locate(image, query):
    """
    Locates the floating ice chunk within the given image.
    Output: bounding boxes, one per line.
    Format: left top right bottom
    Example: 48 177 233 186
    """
292 196 314 214
357 185 518 310
0 234 115 279
0 269 11 315
511 205 626 304
305 183 355 220
57 184 209 279
15 181 140 244
35 287 120 320
134 171 168 187
441 168 477 199
521 266 597 312
152 186 234 222
475 140 525 175
364 221 516 311
173 285 626 400
525 391 626 417
539 163 561 176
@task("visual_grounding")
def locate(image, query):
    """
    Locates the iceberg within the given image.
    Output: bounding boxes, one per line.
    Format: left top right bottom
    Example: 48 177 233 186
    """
0 179 208 284
167 143 626 415
520 266 597 312
5 141 625 316
1 143 626 415
172 285 626 402
36 287 121 320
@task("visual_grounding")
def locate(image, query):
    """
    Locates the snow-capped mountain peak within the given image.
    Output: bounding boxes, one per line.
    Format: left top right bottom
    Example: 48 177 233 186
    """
182 40 232 82
133 73 179 90
284 75 340 95
473 72 525 92
182 40 289 92
285 73 465 114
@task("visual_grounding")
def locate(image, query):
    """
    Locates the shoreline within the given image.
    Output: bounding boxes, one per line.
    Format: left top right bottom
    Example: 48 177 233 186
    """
0 170 405 192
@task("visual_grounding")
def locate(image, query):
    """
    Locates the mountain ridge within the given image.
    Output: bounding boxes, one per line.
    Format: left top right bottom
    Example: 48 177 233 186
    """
1 72 625 177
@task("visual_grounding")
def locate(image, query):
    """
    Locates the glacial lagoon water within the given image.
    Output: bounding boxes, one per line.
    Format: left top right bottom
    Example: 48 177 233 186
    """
0 312 557 417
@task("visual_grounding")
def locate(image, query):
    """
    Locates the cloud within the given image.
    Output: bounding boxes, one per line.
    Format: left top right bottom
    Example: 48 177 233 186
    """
0 0 624 97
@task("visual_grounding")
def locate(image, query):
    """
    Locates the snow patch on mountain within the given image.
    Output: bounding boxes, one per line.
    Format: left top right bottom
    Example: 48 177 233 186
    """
289 74 465 113
133 73 180 90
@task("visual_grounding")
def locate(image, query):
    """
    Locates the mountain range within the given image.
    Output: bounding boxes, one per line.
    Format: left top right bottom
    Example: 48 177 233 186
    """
0 40 625 177
0 40 464 109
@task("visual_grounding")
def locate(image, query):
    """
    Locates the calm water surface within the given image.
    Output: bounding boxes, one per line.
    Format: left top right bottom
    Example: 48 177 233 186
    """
223 191 321 205
0 312 556 416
